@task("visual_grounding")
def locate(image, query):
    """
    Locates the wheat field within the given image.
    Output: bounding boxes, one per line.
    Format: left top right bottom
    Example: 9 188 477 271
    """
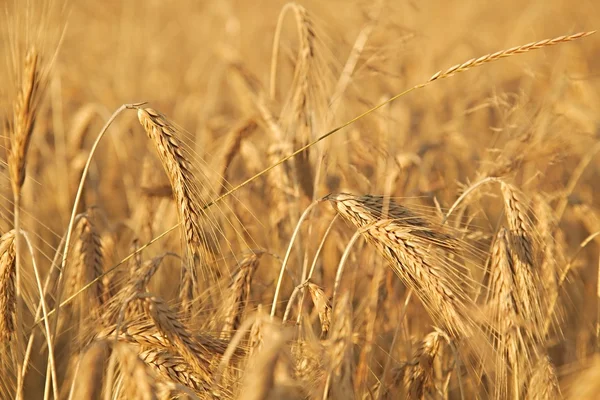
1 0 599 399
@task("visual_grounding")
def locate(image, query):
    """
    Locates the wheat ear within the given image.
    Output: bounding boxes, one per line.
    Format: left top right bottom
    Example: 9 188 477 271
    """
327 193 475 340
0 231 17 341
137 107 213 286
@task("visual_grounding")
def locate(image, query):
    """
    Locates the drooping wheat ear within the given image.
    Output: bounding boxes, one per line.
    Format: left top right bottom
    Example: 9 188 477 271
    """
72 340 110 399
327 193 474 340
96 321 233 360
307 283 331 338
141 295 219 392
137 107 212 283
138 347 209 394
326 292 355 400
426 31 595 83
221 251 262 337
114 343 158 400
0 231 16 341
9 47 41 193
525 356 560 400
406 331 443 400
499 182 544 336
488 228 530 399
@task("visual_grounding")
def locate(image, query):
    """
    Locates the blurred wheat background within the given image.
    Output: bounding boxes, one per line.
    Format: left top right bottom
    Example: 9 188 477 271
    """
1 0 599 399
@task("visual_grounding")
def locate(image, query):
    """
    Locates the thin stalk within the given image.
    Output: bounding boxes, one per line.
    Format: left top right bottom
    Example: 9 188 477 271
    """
51 103 142 343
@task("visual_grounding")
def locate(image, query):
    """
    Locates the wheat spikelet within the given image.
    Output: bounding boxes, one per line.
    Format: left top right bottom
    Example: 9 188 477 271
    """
0 231 17 341
141 295 223 394
8 48 41 193
427 31 595 83
406 331 443 400
499 182 544 336
114 255 167 321
221 251 262 337
488 227 530 399
138 347 209 393
525 355 560 400
307 283 331 338
292 336 325 395
137 107 213 284
532 195 559 298
327 193 474 340
66 214 104 318
96 321 232 359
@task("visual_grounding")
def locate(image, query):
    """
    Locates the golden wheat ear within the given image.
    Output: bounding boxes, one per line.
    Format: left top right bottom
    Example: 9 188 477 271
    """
327 193 474 340
137 108 216 285
0 231 16 342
